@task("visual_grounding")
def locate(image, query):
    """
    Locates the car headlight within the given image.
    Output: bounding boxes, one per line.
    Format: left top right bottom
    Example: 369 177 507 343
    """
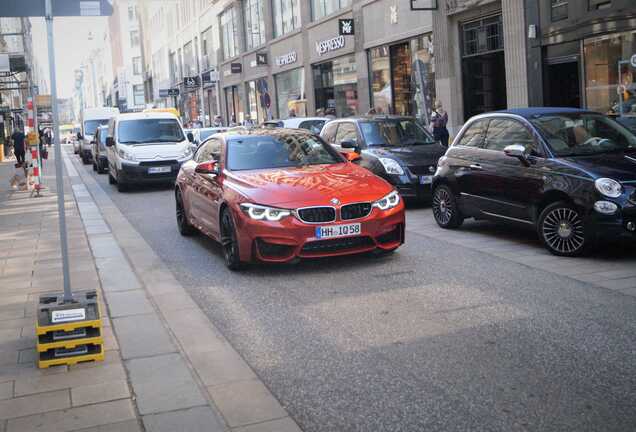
118 148 137 162
595 178 623 198
372 190 400 211
240 203 291 221
180 146 193 159
378 158 404 175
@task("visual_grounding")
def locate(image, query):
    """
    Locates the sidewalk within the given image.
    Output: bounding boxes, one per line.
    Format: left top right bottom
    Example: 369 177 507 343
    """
0 148 301 431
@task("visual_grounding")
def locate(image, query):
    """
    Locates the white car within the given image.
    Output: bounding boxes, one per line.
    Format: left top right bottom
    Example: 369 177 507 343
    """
79 107 120 163
105 112 194 192
262 117 330 134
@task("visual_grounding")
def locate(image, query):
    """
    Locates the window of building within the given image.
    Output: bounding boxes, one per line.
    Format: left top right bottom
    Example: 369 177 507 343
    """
369 46 392 115
201 26 215 70
313 54 358 117
273 0 300 38
130 30 140 47
275 68 306 118
588 0 611 10
462 16 503 56
133 84 145 106
183 41 196 76
244 0 266 50
133 57 142 75
169 51 177 84
584 30 636 115
311 0 351 21
128 6 136 21
246 79 269 123
221 7 239 59
550 0 568 21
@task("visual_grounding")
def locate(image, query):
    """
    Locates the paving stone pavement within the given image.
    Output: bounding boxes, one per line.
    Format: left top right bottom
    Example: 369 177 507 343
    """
0 149 303 432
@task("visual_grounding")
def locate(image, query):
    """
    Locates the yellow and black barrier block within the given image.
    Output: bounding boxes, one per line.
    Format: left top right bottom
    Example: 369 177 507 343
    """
36 290 104 368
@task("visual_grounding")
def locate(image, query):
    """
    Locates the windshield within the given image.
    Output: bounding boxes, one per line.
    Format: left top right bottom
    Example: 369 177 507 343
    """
227 133 343 171
118 119 185 144
360 119 435 147
530 113 636 157
84 119 109 136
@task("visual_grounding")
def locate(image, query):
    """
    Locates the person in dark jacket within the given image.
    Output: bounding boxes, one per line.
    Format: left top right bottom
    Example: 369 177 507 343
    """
11 128 26 164
431 100 449 147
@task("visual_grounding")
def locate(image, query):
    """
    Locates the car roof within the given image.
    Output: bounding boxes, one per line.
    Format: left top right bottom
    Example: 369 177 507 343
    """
494 107 598 118
332 115 417 122
116 112 179 121
220 127 313 140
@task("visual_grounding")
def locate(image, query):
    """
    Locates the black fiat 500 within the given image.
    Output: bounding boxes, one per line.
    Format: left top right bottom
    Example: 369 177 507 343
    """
431 108 636 256
321 116 447 200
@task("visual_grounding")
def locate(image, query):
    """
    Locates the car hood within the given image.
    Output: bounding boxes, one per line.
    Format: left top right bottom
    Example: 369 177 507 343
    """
365 142 447 166
120 141 188 160
226 163 394 208
559 152 636 182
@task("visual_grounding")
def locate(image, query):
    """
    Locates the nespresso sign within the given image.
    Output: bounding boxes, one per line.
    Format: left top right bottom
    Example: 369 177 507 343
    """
316 35 346 56
275 51 297 67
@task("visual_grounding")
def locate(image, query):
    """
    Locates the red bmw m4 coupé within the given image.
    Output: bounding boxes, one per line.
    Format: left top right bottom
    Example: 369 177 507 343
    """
175 129 405 270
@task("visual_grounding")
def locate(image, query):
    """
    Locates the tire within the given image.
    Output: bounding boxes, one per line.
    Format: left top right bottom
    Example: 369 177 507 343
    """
175 188 196 236
108 172 116 184
538 201 590 257
97 160 106 174
432 184 464 229
92 161 97 171
116 179 128 192
220 208 244 271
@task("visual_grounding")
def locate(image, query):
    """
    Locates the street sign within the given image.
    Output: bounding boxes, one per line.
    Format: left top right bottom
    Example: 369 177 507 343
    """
1 0 114 17
159 88 179 97
231 63 243 74
183 76 200 88
256 53 268 66
339 19 354 36
631 54 636 68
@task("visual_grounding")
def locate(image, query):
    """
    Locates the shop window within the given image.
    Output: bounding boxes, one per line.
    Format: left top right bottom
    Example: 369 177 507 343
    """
584 31 636 115
411 35 436 126
369 46 392 115
244 0 266 50
312 54 358 118
588 0 611 10
273 0 300 38
275 68 306 118
311 0 352 21
550 0 568 22
221 7 239 59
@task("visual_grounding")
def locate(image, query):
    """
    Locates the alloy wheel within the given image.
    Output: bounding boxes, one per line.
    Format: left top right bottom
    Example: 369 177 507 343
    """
432 187 453 225
221 211 239 267
542 207 585 254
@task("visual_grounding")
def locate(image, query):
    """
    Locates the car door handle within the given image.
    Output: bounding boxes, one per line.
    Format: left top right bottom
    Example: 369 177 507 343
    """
469 164 483 171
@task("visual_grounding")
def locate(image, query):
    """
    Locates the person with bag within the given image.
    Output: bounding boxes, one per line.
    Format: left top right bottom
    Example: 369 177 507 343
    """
11 128 26 164
431 100 449 147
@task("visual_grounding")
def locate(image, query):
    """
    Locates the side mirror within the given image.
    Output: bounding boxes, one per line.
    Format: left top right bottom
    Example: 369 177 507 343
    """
340 139 357 149
187 132 194 143
341 152 361 162
504 144 530 166
195 160 220 175
105 137 115 147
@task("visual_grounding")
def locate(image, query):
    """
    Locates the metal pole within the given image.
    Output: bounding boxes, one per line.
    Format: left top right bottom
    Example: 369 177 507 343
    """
45 0 73 303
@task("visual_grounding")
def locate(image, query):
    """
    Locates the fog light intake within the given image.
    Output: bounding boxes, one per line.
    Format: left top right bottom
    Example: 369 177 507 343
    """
594 201 618 215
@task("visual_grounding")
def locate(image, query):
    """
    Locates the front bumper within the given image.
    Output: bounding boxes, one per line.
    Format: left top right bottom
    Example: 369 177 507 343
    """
233 204 406 263
384 172 434 200
588 196 636 240
118 160 184 183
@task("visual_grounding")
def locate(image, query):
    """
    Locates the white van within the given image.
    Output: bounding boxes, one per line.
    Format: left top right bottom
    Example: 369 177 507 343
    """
105 112 194 192
79 107 120 164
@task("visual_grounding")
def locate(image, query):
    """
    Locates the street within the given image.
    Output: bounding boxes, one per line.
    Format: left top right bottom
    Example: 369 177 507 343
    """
75 151 636 432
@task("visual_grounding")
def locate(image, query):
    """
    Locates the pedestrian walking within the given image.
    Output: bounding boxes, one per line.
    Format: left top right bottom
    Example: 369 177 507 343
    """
243 114 255 127
11 128 26 164
431 100 449 147
212 115 223 127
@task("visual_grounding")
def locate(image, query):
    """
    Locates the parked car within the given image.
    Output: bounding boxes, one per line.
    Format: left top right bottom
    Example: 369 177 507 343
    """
78 107 120 164
431 108 636 256
106 112 194 192
263 117 330 134
320 115 447 200
175 128 405 270
91 125 109 174
195 127 228 143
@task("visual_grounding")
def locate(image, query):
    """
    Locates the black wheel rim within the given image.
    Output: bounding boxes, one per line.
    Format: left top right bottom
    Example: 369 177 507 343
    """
542 207 585 254
221 213 237 264
432 188 453 225
176 191 186 227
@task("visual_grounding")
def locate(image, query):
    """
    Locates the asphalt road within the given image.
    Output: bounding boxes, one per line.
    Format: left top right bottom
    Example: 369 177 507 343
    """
80 158 636 432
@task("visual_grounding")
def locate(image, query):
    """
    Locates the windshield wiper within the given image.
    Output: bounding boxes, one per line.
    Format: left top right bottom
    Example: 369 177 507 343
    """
119 140 143 144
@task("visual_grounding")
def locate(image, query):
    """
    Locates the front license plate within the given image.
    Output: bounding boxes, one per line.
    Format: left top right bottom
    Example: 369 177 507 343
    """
420 175 432 185
315 223 361 239
148 166 171 174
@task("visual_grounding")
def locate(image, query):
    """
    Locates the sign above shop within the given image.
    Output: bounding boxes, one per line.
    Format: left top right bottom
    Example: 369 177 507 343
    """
231 63 242 73
275 51 297 67
339 19 354 36
159 88 179 97
256 53 268 66
631 54 636 68
184 76 200 88
316 36 345 57
202 71 219 84
410 0 438 9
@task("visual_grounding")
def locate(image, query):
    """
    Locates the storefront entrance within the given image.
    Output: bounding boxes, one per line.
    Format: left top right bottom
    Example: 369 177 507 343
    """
545 60 580 108
461 16 507 121
312 54 358 117
224 85 243 125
